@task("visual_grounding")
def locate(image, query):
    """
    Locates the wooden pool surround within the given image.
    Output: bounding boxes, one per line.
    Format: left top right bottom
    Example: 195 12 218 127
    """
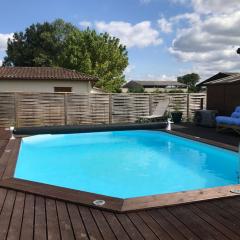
0 130 239 213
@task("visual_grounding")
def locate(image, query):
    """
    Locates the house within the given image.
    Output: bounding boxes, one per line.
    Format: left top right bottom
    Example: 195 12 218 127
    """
201 73 240 115
0 67 98 93
122 80 187 93
197 72 240 87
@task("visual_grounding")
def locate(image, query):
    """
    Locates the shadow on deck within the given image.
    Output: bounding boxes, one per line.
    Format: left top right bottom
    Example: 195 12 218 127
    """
173 123 239 147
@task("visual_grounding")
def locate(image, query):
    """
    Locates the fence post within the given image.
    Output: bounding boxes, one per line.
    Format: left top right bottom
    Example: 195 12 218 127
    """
187 93 190 121
109 94 112 124
149 94 153 115
64 93 68 125
14 93 18 128
200 97 204 110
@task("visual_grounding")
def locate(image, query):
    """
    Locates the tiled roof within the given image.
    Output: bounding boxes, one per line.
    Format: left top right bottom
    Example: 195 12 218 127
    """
123 80 186 88
0 67 98 81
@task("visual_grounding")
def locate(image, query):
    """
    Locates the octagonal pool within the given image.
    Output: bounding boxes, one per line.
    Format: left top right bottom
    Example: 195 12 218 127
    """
14 130 238 198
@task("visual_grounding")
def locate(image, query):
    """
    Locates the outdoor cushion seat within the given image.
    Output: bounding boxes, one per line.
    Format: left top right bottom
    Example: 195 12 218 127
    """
216 106 240 125
231 112 240 118
234 106 240 112
216 106 240 134
216 116 240 126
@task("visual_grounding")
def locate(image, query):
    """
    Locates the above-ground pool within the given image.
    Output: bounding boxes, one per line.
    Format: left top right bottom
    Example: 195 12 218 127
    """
14 130 239 199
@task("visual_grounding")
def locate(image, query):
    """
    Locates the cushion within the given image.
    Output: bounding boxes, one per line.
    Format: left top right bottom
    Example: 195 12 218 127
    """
231 112 240 118
232 118 240 126
216 116 240 126
235 106 240 112
216 116 234 125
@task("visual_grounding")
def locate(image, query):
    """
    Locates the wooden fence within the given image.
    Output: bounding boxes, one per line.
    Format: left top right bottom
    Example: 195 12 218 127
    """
0 92 206 127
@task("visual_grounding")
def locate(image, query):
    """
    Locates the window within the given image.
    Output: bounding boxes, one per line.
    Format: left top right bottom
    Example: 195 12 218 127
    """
54 87 72 93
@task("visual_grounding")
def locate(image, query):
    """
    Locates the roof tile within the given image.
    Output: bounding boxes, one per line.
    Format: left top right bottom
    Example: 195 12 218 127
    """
123 80 186 88
0 67 98 82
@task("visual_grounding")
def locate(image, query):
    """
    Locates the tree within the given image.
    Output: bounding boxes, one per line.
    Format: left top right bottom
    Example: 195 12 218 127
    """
3 19 76 67
177 73 200 92
128 85 145 93
3 19 128 93
60 29 128 92
237 48 240 55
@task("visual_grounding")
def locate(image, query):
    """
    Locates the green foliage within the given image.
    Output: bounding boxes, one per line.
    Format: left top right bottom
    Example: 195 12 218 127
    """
152 88 163 93
177 73 200 92
128 86 145 93
60 29 128 93
3 19 76 67
3 19 128 93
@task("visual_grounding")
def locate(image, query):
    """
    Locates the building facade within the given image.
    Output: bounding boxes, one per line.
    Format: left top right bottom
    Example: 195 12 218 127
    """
202 73 240 115
122 80 187 93
0 67 98 94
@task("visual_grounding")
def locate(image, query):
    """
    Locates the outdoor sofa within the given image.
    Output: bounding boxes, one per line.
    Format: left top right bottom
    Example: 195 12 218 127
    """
216 106 240 134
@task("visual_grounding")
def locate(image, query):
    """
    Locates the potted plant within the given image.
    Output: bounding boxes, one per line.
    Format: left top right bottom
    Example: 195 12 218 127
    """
171 101 183 123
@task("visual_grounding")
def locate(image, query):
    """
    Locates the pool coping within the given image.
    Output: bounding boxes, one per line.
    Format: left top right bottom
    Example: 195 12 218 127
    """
0 131 239 212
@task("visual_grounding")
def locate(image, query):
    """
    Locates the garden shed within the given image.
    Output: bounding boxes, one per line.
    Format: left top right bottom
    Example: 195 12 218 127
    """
205 74 240 115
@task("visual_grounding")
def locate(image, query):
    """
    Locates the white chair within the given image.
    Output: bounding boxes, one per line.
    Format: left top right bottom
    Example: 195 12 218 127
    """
138 98 170 122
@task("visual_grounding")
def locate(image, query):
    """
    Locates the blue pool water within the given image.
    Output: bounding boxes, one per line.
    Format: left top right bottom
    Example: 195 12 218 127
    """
15 131 239 198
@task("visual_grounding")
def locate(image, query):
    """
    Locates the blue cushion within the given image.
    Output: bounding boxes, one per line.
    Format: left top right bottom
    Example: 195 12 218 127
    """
231 112 240 118
232 118 240 126
216 116 240 126
235 106 240 112
216 116 233 125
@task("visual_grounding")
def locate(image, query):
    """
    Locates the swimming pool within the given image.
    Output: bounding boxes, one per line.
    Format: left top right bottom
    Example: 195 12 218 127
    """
14 130 239 200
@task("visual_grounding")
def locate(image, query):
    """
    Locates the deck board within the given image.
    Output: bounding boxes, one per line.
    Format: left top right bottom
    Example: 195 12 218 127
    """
45 199 61 240
189 204 240 240
137 211 174 240
103 211 130 240
0 190 16 240
127 213 159 240
20 194 35 240
168 205 229 240
147 209 186 240
34 196 47 240
56 200 75 240
7 191 25 240
195 202 240 235
213 198 240 221
79 206 104 240
116 213 145 240
91 208 117 240
0 127 240 240
156 208 201 240
67 203 89 240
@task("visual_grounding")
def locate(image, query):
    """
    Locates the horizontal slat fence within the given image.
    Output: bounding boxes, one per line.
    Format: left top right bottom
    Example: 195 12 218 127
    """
16 93 65 127
66 94 110 125
0 92 206 127
0 93 15 127
111 94 150 123
188 93 207 119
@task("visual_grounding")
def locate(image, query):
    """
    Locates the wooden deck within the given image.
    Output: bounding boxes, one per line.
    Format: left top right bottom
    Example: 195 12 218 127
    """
0 127 240 239
172 123 239 147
